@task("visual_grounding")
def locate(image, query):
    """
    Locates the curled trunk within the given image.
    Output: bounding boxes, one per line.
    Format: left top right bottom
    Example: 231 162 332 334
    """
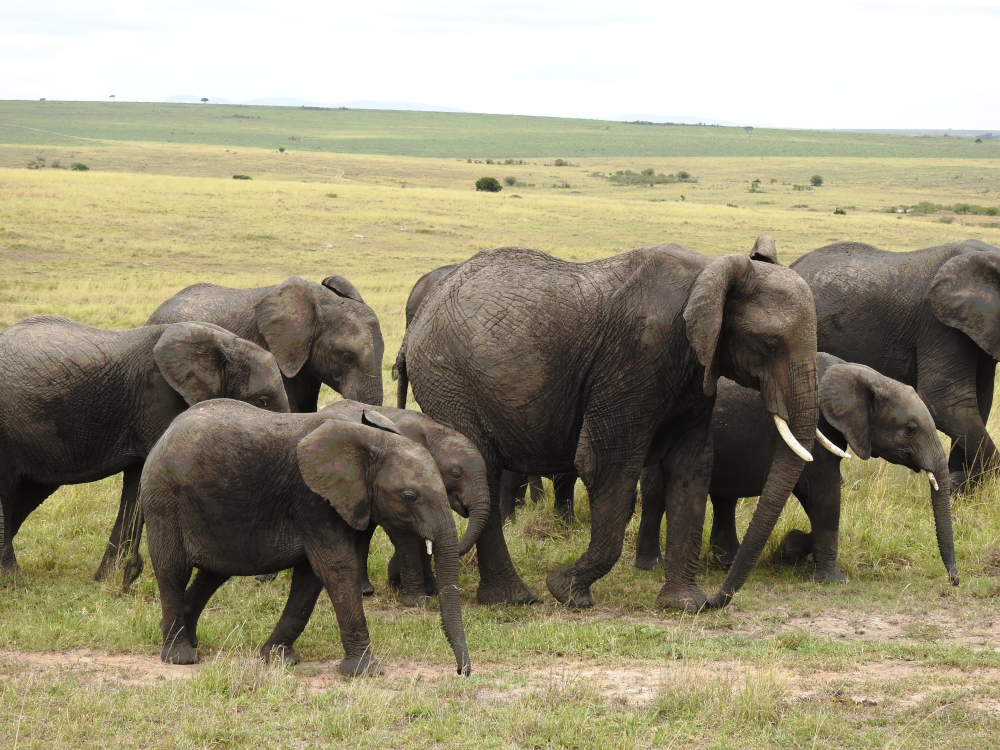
432 520 471 675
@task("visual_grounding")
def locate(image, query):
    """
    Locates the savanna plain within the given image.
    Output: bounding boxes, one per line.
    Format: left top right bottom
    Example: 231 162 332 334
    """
3 102 1000 748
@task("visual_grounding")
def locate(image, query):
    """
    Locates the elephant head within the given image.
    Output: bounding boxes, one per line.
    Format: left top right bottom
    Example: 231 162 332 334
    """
818 356 957 584
153 322 290 412
685 254 819 607
927 243 1000 361
296 411 470 675
255 276 385 405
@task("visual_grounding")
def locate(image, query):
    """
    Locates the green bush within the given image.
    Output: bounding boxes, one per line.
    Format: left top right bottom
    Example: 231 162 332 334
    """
232 174 253 180
70 163 89 171
554 159 567 166
504 176 517 186
811 174 824 187
475 177 502 192
834 207 846 215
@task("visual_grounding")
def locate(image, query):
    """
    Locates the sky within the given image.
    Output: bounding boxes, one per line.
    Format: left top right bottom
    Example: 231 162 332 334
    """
3 0 999 129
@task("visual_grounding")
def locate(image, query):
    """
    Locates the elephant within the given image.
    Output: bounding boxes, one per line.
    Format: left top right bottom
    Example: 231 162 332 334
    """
791 239 1000 490
396 243 820 611
0 316 289 577
132 400 471 677
317 400 491 606
635 353 958 585
147 275 384 412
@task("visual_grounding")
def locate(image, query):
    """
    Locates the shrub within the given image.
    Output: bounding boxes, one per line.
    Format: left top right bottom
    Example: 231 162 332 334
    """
278 147 285 153
504 176 517 186
70 163 89 171
677 170 691 179
834 207 846 215
232 174 253 180
475 177 502 192
641 168 655 176
810 174 824 187
554 159 567 167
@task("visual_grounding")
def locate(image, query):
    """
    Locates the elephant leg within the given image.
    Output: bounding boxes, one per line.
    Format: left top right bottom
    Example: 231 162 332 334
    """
498 470 522 521
300 526 383 676
552 472 577 525
635 466 665 570
182 569 230 649
95 464 143 581
354 524 377 596
475 469 538 606
526 475 545 505
147 515 196 664
387 533 433 607
2 480 59 574
709 496 740 569
791 460 847 583
261 562 323 665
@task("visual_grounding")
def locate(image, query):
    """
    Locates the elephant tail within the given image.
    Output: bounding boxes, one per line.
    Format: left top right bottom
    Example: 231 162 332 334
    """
393 346 409 409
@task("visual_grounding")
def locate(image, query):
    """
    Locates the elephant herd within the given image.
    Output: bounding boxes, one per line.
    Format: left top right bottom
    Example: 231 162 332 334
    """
0 235 996 677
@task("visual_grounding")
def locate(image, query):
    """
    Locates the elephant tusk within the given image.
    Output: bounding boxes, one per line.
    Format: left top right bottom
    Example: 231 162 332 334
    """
815 429 851 459
773 414 813 462
925 471 939 492
426 539 433 556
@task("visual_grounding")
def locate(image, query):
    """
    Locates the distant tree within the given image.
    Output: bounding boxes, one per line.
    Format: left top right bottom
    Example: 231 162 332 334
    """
475 177 502 192
504 176 517 186
201 98 208 103
810 174 824 187
976 138 983 144
744 126 753 136
109 94 115 102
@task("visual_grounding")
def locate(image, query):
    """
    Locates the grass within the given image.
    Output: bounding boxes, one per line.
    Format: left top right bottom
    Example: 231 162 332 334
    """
3 108 1000 746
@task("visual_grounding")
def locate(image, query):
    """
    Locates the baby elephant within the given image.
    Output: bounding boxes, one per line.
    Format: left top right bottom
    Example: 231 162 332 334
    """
636 353 958 586
0 316 289 577
136 400 471 677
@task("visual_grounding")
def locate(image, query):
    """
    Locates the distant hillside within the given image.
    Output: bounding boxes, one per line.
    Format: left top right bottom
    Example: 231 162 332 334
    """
0 101 995 159
166 95 464 112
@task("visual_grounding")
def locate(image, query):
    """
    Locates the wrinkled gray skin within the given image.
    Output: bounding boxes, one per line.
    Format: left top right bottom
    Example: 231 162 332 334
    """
792 239 1000 491
0 316 289 578
319 400 491 606
636 353 958 585
397 244 819 611
148 275 384 411
132 400 470 677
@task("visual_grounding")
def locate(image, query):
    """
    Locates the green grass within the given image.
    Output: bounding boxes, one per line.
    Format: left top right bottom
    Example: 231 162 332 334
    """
3 108 1000 746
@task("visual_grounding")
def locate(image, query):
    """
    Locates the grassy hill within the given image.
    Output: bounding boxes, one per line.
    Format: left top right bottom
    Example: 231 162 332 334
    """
1 100 996 159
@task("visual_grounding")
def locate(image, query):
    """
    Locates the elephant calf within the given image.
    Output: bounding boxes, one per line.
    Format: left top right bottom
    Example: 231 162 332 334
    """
636 353 958 586
134 400 471 677
0 316 289 577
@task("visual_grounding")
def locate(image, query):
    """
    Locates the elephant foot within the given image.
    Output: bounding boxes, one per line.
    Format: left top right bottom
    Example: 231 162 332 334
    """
360 574 375 597
339 652 384 677
710 541 740 570
254 572 280 584
633 553 663 571
654 582 707 612
545 567 594 608
262 643 300 666
399 593 431 608
161 641 198 665
812 566 849 584
1 544 22 577
782 529 813 565
94 549 122 582
949 471 969 496
476 578 538 606
120 555 144 591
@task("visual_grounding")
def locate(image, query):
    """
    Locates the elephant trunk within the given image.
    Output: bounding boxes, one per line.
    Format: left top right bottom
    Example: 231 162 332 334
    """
927 456 959 585
709 362 817 608
343 371 384 407
456 474 491 556
431 516 471 675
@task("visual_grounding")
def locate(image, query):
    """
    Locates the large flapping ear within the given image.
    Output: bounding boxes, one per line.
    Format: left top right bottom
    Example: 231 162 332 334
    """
818 363 877 460
683 254 753 396
297 420 376 530
927 251 1000 360
154 323 230 405
321 275 365 304
361 409 402 435
749 234 779 264
254 276 317 378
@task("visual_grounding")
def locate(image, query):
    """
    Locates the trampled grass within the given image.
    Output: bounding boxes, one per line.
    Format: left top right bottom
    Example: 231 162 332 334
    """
3 113 1000 747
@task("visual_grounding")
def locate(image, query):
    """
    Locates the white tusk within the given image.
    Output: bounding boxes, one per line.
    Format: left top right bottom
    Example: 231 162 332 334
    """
426 539 433 556
773 414 814 462
925 471 939 491
815 429 851 459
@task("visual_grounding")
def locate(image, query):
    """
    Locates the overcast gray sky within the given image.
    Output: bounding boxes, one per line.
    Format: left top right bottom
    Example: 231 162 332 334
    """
3 0 998 129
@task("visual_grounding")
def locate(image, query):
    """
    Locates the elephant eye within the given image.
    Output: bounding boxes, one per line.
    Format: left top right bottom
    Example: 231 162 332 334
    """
339 351 355 365
402 489 418 503
450 467 463 479
258 395 270 408
904 422 918 436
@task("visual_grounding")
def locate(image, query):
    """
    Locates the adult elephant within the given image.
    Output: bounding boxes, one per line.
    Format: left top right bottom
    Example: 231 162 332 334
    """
148 275 384 412
397 244 819 610
636 353 958 586
0 317 289 577
792 239 1000 489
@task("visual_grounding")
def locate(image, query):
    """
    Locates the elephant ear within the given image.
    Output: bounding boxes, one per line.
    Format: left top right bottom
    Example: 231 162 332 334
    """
818 363 876 460
927 252 1000 360
361 409 402 435
322 275 365 304
153 323 232 406
683 254 753 396
749 234 779 265
296 420 376 530
255 277 317 379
